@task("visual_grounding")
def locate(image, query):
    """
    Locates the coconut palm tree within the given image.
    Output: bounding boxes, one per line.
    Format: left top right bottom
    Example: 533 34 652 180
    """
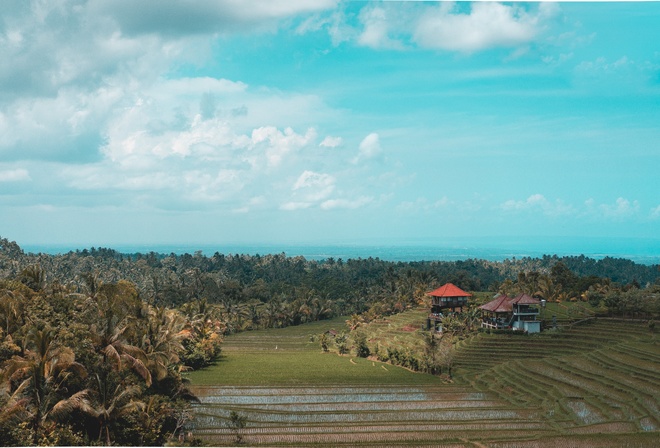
19 265 46 292
50 377 145 446
139 306 189 383
82 281 152 386
536 276 559 303
0 288 25 335
1 327 87 435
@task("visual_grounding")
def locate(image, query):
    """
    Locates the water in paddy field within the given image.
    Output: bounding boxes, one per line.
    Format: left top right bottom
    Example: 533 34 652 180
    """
22 236 660 265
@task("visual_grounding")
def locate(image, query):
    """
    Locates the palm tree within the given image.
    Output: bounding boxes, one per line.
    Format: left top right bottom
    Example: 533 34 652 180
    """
536 276 559 303
51 377 144 446
2 327 88 435
395 270 417 306
19 265 46 292
422 331 439 374
463 305 481 332
261 299 285 329
498 278 515 296
346 314 363 332
140 306 189 383
223 302 250 334
309 296 334 322
0 288 25 335
83 281 152 386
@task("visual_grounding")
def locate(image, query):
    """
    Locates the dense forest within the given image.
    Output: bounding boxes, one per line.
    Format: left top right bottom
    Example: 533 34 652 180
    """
1 237 659 445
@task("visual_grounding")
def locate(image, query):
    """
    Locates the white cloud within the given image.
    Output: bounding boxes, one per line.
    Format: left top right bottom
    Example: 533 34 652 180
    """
576 56 632 74
321 196 372 210
292 170 335 200
650 205 660 220
280 201 313 211
0 168 30 182
597 197 640 219
281 171 375 211
357 6 404 50
501 194 573 217
252 126 317 168
413 2 547 52
352 132 382 164
501 193 546 211
319 135 343 148
0 1 333 165
396 197 451 214
300 2 553 53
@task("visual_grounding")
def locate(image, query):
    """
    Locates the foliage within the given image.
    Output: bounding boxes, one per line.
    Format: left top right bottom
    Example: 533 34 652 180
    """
335 332 349 355
318 332 329 352
0 256 211 445
2 237 658 334
227 411 247 444
353 332 370 358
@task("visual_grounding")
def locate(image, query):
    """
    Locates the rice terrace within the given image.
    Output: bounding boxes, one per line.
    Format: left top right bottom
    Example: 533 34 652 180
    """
187 312 659 447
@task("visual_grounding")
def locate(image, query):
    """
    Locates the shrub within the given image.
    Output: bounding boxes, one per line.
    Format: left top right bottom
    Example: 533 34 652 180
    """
353 332 370 358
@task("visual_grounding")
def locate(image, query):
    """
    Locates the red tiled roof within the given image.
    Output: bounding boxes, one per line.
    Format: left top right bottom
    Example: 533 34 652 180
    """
427 283 472 298
479 293 541 313
510 293 541 305
479 295 512 313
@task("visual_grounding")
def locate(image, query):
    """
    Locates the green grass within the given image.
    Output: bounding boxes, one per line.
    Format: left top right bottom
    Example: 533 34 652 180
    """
187 349 442 386
186 316 441 387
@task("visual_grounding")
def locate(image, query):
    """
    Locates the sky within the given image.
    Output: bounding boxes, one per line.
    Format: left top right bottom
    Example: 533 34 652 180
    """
1 1 659 252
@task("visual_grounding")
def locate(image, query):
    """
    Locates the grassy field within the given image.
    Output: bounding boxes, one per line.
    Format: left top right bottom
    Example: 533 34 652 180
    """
186 316 441 387
187 308 659 446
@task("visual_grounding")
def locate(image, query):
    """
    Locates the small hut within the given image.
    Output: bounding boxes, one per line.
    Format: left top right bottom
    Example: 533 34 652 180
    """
426 283 471 331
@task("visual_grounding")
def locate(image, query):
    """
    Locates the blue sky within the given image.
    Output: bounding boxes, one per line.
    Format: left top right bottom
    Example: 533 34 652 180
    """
1 1 659 251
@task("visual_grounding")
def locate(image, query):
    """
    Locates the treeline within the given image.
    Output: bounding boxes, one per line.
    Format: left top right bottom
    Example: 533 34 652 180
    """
1 238 659 316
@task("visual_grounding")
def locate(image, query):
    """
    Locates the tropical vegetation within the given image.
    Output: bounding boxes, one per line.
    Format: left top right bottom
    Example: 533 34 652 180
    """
1 236 659 445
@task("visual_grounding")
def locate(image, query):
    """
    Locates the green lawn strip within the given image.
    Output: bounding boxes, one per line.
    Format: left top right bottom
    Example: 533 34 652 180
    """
187 315 442 387
187 349 441 386
492 360 566 410
363 311 428 354
453 337 590 375
563 325 635 341
194 423 558 447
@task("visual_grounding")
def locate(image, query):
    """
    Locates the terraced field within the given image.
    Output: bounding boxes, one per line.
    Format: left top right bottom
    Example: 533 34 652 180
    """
460 319 659 446
187 316 659 446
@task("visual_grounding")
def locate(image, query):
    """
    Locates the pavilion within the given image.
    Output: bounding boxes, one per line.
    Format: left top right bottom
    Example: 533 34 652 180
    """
426 283 471 331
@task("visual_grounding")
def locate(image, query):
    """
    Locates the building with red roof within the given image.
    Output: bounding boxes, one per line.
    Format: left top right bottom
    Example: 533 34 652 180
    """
479 293 542 333
426 283 471 331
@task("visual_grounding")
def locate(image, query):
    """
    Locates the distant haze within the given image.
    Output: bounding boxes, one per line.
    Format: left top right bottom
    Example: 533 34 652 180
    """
22 236 660 266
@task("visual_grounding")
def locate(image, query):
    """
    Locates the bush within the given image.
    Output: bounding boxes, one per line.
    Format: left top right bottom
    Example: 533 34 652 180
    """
353 332 370 358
